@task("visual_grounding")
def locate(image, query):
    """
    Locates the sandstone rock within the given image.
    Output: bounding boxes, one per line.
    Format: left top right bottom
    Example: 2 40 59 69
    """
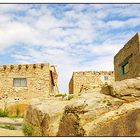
87 101 140 136
23 77 140 136
100 77 140 102
23 99 71 136
57 98 140 136
100 83 112 95
23 92 124 136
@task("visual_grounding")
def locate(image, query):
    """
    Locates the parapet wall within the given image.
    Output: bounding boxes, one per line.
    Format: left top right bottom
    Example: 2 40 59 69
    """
0 63 49 71
69 71 114 95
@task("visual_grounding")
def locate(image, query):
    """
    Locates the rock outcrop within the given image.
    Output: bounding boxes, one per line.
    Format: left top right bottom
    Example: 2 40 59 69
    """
23 92 124 136
23 98 70 136
23 77 140 136
100 77 140 102
87 105 140 136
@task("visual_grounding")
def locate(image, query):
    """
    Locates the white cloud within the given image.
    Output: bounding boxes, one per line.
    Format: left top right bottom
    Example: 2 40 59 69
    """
0 4 140 92
0 4 32 13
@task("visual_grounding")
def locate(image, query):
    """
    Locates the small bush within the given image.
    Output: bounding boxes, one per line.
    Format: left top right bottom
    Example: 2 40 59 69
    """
0 110 9 117
0 108 23 118
16 106 20 117
8 115 23 119
22 123 34 136
62 93 67 98
0 125 16 130
67 95 73 100
55 93 68 98
55 94 63 97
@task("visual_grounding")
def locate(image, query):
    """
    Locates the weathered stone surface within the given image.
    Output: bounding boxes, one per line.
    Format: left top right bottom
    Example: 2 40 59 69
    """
57 97 140 136
23 77 140 136
23 98 71 136
87 101 140 136
57 93 124 136
100 77 140 102
100 83 112 95
23 92 124 136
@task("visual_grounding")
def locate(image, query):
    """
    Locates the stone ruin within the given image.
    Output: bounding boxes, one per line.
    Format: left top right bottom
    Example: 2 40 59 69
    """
69 71 114 95
0 63 59 116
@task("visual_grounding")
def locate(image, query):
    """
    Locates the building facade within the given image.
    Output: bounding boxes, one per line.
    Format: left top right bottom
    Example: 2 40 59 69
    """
0 63 59 99
114 33 140 81
69 71 114 95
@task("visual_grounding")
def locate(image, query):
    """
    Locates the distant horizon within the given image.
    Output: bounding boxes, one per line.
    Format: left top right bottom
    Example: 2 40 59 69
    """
0 4 140 92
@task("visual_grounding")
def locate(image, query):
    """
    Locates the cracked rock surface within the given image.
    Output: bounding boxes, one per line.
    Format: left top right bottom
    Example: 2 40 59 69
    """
23 77 140 136
23 92 124 136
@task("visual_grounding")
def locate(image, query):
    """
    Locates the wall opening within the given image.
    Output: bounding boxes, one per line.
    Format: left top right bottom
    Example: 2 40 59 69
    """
121 62 129 75
104 76 109 81
50 71 55 93
13 78 27 87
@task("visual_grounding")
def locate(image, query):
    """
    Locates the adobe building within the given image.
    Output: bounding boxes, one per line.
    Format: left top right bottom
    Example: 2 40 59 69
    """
69 71 114 95
0 63 59 99
114 33 140 81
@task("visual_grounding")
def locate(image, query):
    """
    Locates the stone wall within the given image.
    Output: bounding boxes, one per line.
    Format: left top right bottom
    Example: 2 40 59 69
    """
0 63 59 100
114 33 140 81
69 71 114 95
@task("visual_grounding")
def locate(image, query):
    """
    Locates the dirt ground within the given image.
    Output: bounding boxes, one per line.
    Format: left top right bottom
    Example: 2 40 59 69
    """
0 117 24 136
0 128 24 136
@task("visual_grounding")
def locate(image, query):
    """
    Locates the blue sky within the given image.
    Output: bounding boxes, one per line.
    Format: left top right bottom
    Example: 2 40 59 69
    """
0 4 140 92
